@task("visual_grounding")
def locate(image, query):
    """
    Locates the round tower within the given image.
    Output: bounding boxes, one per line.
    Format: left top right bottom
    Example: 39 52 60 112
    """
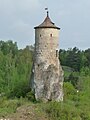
31 11 64 102
34 11 60 68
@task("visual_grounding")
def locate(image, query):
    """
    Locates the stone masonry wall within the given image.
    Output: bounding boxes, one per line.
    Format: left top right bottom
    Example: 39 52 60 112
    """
35 28 59 67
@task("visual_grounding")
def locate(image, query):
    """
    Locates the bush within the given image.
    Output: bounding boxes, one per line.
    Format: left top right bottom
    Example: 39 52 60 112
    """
64 82 78 101
64 73 79 89
43 101 81 120
26 91 36 102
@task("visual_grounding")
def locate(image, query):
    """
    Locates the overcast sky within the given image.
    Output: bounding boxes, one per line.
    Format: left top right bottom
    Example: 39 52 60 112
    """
0 0 90 49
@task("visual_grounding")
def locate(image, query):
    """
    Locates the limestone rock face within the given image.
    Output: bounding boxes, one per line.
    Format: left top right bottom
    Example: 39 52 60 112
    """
31 62 64 102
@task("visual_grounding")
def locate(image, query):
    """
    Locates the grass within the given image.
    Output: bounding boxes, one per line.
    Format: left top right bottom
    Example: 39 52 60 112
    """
0 97 48 120
0 97 29 117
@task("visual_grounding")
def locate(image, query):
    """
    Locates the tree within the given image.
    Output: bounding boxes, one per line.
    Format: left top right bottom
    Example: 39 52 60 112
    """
60 47 82 71
85 49 90 67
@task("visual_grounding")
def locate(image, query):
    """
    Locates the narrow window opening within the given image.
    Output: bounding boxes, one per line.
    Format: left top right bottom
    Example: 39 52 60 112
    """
40 34 41 37
56 50 58 57
50 34 52 37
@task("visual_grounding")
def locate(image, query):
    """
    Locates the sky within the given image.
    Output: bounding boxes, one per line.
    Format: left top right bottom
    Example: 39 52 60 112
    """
0 0 90 50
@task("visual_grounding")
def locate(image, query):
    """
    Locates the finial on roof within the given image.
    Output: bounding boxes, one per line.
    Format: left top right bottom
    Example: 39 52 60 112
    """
45 8 49 17
47 11 49 17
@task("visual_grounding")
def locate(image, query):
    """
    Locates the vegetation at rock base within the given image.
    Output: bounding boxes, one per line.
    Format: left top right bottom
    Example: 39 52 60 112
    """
0 40 90 120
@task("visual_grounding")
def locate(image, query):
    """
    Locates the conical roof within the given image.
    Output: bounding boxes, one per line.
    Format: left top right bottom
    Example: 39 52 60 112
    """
34 12 60 29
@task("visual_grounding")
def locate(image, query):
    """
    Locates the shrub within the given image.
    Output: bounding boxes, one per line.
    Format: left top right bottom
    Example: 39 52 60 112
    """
26 91 36 102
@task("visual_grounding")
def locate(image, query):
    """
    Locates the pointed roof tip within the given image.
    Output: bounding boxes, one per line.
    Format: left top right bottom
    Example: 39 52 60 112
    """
34 10 60 29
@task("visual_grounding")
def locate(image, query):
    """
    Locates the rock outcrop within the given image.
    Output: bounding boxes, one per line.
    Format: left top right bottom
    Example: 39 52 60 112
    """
31 62 64 102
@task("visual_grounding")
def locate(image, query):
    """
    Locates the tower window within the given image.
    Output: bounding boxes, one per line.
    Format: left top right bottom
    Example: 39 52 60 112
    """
50 34 52 37
40 34 41 37
56 50 58 57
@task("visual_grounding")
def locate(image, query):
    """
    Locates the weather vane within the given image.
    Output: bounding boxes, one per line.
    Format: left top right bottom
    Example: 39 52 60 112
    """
45 7 49 16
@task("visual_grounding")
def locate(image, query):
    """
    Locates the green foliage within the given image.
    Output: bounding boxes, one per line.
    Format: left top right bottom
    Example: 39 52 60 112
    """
60 47 90 72
0 97 28 117
85 49 90 67
80 67 90 76
64 72 80 89
44 101 82 120
64 82 77 101
0 40 33 98
26 91 36 102
0 40 18 56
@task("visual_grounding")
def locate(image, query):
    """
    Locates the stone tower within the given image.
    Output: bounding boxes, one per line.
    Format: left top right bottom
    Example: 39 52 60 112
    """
31 11 63 102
